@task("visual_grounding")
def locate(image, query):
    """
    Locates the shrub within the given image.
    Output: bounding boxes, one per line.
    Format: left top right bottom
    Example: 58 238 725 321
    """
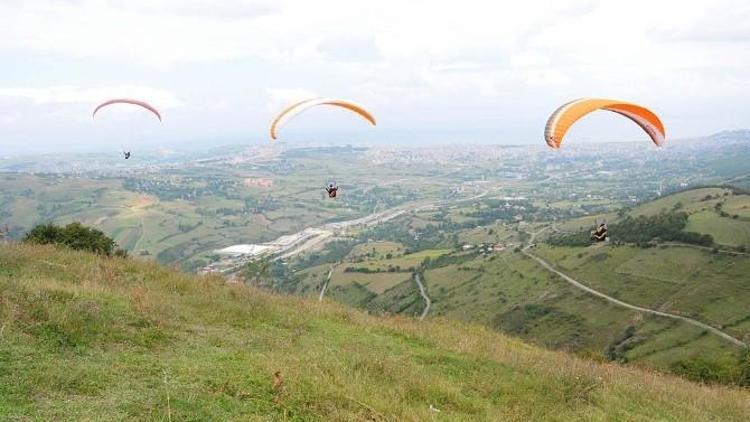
24 222 124 256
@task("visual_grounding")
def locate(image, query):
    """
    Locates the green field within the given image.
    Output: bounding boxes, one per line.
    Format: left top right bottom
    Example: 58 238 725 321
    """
4 145 750 391
631 188 729 217
347 241 405 260
723 194 750 218
0 148 446 269
290 186 750 383
330 267 411 294
686 211 750 248
534 244 750 340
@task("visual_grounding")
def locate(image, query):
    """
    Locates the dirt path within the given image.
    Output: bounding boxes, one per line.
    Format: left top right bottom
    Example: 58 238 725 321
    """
661 242 750 257
414 273 431 321
523 227 747 348
318 265 334 302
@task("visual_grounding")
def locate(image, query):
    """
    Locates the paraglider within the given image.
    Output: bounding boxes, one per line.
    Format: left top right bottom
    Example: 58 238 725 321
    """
92 98 162 160
269 98 376 140
270 98 374 200
92 98 162 122
325 182 338 199
544 98 665 149
591 222 609 243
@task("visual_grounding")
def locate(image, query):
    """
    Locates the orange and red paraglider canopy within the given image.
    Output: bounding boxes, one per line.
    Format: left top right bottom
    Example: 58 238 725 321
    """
92 98 162 122
269 98 376 140
544 98 665 149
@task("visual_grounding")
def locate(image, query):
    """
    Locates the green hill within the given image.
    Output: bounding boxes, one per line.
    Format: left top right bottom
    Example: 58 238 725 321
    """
284 187 750 386
1 244 749 420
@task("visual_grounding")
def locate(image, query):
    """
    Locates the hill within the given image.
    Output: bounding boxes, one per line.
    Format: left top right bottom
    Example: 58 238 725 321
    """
1 244 749 420
285 187 750 385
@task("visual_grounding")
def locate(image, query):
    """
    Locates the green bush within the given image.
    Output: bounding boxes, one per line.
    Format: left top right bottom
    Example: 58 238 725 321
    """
23 222 124 257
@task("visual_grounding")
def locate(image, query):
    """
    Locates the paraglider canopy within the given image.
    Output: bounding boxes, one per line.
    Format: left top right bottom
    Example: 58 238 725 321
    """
544 98 665 149
93 98 162 122
270 98 376 140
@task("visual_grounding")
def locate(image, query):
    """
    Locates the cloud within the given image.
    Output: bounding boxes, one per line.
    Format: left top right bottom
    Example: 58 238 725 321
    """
1 0 750 148
118 0 279 21
0 85 182 109
651 1 750 43
265 88 319 110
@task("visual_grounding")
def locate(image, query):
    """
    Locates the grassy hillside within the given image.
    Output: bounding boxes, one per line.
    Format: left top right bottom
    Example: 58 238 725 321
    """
628 187 750 250
528 187 750 378
2 244 749 420
285 187 750 385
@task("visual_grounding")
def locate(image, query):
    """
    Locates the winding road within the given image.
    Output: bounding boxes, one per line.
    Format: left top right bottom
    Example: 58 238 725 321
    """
522 227 748 348
414 273 431 321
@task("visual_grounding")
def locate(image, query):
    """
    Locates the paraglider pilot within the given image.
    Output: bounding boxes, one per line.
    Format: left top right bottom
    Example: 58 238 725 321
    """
123 151 131 160
325 183 338 199
591 223 608 242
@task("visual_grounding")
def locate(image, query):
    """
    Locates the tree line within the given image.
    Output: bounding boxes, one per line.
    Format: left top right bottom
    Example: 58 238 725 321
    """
547 211 713 248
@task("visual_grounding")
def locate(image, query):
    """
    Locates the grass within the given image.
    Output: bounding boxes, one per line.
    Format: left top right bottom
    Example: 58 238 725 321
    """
552 213 617 234
457 223 515 244
347 241 405 260
0 167 395 268
630 188 729 217
2 244 749 420
423 251 640 351
330 267 411 294
535 245 750 335
686 211 750 248
723 195 750 219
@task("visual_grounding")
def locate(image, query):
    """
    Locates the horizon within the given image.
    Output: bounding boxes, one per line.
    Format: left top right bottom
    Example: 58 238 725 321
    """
1 127 744 160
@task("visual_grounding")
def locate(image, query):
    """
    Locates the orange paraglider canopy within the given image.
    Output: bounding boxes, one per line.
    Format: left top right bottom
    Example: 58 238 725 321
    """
544 98 665 149
93 98 162 122
270 98 376 140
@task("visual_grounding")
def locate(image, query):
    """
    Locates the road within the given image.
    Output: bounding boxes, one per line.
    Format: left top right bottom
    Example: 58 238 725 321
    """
522 227 748 348
414 273 431 321
266 188 488 263
318 265 334 302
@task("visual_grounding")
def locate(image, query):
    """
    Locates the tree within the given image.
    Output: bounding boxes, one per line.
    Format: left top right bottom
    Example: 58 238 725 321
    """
244 259 271 286
24 222 123 256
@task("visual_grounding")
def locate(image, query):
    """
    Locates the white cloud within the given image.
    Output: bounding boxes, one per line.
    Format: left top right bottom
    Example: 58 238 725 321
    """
0 85 182 109
265 88 319 111
0 0 749 149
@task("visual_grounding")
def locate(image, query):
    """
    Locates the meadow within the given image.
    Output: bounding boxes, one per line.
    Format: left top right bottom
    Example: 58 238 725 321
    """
2 243 749 420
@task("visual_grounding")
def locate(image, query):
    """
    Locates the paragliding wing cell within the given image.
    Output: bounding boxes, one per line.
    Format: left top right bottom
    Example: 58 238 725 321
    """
92 98 162 122
270 98 376 140
604 103 665 147
544 98 664 149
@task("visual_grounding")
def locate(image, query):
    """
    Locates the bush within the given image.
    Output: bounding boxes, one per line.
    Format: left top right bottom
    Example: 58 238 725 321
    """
24 222 124 257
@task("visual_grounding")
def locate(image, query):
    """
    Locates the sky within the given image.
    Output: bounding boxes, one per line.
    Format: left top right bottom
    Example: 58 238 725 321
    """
1 0 749 154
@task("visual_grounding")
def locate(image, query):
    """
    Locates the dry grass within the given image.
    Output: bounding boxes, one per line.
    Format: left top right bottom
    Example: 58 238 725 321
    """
1 243 748 420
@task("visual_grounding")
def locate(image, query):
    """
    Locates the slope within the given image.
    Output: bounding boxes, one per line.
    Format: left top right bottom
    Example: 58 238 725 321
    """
1 244 749 420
